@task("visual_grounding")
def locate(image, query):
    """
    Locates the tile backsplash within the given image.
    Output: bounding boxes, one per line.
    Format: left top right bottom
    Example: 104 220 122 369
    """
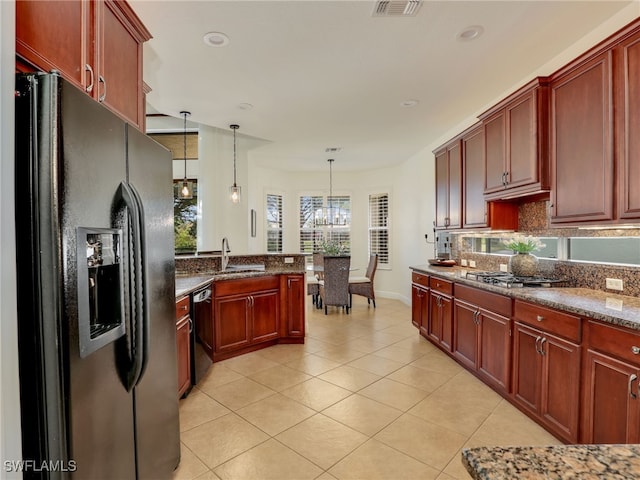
452 200 640 297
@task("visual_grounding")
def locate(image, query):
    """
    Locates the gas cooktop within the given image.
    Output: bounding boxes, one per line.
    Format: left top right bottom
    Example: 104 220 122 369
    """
464 271 565 288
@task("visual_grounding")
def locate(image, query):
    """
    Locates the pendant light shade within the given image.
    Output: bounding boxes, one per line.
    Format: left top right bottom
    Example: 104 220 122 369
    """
178 111 193 200
229 124 241 203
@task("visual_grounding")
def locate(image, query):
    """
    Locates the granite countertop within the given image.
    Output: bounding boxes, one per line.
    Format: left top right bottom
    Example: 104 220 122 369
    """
410 264 640 331
462 444 640 480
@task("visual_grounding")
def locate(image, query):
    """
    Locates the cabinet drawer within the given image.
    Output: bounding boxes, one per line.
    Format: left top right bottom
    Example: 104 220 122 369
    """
214 275 280 297
176 295 190 320
455 283 511 318
412 272 429 288
514 300 581 343
588 320 640 366
429 276 453 296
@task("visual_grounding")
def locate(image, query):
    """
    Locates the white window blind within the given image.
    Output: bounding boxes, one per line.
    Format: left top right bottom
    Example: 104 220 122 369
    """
266 193 283 253
369 193 389 266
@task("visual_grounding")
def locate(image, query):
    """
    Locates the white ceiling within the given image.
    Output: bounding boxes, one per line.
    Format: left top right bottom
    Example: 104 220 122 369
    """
133 0 634 172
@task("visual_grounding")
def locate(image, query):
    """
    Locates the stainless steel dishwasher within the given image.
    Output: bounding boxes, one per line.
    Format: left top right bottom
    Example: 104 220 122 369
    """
192 285 213 384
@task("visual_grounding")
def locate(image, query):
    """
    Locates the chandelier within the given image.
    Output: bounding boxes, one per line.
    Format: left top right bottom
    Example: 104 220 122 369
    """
314 159 349 227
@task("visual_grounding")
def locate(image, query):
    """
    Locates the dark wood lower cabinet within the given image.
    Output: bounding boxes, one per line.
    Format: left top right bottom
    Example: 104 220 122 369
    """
453 285 512 394
175 295 192 398
582 320 640 443
209 274 307 362
512 322 581 443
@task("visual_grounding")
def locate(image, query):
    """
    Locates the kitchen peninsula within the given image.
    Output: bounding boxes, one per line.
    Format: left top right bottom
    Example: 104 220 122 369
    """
174 253 307 396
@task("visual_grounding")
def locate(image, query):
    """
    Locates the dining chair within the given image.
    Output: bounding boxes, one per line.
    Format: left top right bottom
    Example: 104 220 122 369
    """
349 253 378 308
318 255 351 315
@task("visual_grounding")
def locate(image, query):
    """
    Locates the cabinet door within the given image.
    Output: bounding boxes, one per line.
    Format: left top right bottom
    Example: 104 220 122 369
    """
506 93 537 188
411 284 422 329
98 0 146 128
176 315 191 397
285 275 305 337
440 295 453 352
551 51 614 224
513 323 542 412
448 143 462 229
477 309 511 393
16 0 92 90
617 30 640 220
434 150 449 228
583 350 640 444
215 295 251 353
251 290 280 343
428 291 442 344
453 300 478 371
483 111 506 193
541 333 581 443
462 125 487 228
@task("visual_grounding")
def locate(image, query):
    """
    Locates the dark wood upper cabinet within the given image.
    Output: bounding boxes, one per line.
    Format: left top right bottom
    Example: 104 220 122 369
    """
16 0 151 130
616 28 640 221
550 51 614 225
550 18 640 226
461 124 487 229
434 140 462 230
480 77 550 201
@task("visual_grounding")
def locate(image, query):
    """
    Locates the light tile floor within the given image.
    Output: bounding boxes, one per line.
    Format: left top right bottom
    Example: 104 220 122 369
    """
173 297 561 480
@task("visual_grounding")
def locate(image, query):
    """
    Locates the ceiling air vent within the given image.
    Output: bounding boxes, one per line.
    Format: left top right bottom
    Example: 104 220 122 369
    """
372 0 422 17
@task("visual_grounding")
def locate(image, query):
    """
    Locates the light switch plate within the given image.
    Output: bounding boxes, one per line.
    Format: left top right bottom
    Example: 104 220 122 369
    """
499 264 508 272
461 259 468 266
469 260 476 268
284 257 294 264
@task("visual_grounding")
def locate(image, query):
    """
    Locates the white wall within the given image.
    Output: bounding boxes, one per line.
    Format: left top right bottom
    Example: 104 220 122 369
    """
247 158 436 305
1 0 23 475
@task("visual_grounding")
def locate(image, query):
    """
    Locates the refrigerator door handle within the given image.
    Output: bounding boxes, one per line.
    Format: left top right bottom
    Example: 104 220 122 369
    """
116 181 149 391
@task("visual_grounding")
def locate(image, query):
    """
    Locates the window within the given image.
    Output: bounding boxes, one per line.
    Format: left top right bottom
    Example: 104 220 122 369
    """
369 193 390 266
299 194 351 253
266 193 283 253
465 236 558 259
568 237 640 266
173 180 197 254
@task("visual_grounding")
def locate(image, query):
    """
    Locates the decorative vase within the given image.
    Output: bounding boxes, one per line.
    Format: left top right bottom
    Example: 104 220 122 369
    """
509 252 538 277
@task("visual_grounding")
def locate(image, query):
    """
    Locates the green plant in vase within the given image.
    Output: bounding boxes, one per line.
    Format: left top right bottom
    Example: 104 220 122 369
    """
502 235 545 276
318 238 347 256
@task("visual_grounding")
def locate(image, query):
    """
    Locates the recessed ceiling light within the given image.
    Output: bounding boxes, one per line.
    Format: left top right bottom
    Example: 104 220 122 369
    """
237 103 253 110
203 32 230 47
457 25 484 42
401 99 419 108
325 147 342 153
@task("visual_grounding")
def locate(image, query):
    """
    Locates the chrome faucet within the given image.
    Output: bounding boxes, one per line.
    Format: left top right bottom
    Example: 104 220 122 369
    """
221 237 231 271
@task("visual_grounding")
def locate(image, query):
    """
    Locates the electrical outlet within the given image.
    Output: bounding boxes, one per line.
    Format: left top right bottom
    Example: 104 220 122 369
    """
606 278 624 291
469 260 476 268
461 259 468 266
499 263 508 272
284 257 294 264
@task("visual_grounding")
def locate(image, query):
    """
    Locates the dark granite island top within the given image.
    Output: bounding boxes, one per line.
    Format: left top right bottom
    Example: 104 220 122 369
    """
462 444 640 479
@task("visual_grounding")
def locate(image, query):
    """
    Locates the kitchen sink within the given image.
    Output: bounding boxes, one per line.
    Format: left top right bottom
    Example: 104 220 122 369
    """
224 263 266 272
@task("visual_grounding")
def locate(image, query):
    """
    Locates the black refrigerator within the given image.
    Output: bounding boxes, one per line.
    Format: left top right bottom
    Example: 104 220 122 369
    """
14 72 180 479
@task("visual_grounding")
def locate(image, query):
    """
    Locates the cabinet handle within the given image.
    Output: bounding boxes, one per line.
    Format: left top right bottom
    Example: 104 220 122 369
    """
632 346 640 355
85 64 94 93
504 171 509 186
537 315 544 322
501 172 507 187
188 317 193 333
629 374 638 400
98 75 106 103
180 305 188 311
288 278 291 289
535 336 542 354
539 337 546 356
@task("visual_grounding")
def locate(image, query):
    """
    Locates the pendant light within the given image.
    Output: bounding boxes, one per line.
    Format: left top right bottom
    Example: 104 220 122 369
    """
178 111 193 199
314 159 348 228
229 124 241 203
